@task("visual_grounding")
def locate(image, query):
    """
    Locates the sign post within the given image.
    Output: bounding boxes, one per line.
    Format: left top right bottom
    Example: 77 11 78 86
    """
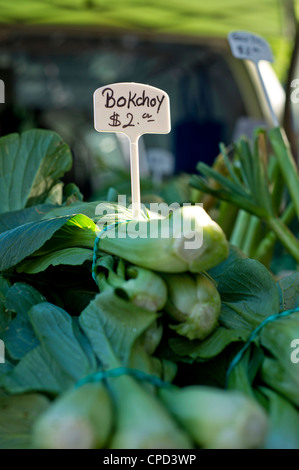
94 83 171 219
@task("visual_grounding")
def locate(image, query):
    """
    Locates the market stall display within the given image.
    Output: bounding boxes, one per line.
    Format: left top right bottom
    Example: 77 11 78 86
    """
0 5 299 449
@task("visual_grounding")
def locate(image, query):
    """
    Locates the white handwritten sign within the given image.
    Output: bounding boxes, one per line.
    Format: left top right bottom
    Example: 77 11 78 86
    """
93 83 171 219
94 83 170 143
228 31 278 127
228 31 273 64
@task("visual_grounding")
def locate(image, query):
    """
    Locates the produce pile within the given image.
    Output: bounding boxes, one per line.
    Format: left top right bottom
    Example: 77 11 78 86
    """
0 128 299 449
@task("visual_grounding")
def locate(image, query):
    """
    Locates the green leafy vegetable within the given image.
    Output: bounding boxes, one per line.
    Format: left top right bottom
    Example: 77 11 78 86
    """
0 129 71 214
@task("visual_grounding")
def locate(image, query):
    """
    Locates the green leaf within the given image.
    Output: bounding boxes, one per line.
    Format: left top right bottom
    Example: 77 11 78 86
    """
208 243 247 284
0 276 11 336
1 345 73 394
17 247 93 274
28 302 94 382
41 200 100 220
0 213 96 272
251 132 274 216
41 200 138 225
0 360 13 378
217 258 280 330
3 283 46 359
277 272 299 311
71 318 98 371
0 215 73 272
226 345 264 398
34 213 96 256
0 204 58 234
268 127 299 222
44 182 63 205
5 282 46 315
238 138 255 192
3 315 39 361
63 182 83 204
196 162 247 197
0 393 50 449
169 327 250 360
0 129 72 214
79 290 157 370
219 142 242 187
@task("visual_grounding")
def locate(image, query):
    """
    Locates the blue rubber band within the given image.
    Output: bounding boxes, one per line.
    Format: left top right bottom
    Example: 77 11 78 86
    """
225 306 299 388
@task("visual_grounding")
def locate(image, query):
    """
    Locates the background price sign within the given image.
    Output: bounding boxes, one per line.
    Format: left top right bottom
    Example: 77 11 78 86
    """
228 31 279 127
94 82 171 219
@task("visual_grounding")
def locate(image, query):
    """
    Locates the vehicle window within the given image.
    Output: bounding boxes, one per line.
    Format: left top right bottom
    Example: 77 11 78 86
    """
0 32 251 197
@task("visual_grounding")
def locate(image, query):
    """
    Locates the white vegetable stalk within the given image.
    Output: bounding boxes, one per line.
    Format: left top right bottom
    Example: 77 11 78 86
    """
32 383 113 449
107 374 193 449
160 385 269 449
97 205 229 273
97 264 168 312
164 273 221 340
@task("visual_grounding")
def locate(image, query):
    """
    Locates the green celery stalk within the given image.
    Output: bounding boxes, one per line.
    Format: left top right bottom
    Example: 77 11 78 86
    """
241 215 261 258
254 202 295 264
268 127 299 221
229 209 251 249
266 216 299 263
217 201 239 239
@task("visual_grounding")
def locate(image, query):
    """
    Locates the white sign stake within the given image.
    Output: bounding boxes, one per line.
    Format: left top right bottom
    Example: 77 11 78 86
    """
94 82 171 219
228 31 279 128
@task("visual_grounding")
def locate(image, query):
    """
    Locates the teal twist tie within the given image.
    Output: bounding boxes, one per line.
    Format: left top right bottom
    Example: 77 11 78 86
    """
75 366 173 389
225 306 299 388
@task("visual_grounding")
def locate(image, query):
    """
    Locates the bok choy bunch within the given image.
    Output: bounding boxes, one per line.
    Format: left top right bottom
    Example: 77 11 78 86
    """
94 204 229 274
32 382 114 449
3 128 291 450
160 385 269 449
